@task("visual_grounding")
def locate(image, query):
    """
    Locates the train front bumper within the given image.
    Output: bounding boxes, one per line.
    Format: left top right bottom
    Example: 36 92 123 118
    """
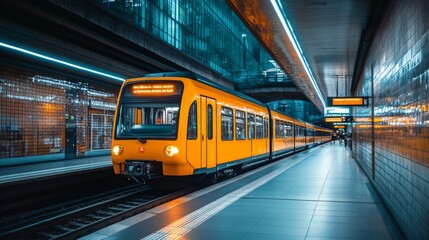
120 160 163 179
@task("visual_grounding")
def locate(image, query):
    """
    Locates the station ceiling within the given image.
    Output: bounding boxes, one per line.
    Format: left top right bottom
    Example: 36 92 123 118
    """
0 0 388 116
228 0 388 112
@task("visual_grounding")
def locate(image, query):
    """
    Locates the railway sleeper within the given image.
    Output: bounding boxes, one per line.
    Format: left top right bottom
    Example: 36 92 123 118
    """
117 203 135 208
68 221 87 228
37 231 59 239
76 217 93 224
107 206 128 212
137 197 158 202
95 210 114 216
54 224 74 232
86 213 104 220
126 201 144 205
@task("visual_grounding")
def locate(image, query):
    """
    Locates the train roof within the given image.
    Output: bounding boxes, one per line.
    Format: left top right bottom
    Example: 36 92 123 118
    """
270 108 304 123
143 72 329 130
144 72 266 108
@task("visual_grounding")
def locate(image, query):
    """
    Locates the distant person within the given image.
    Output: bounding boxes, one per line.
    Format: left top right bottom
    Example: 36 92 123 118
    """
331 133 336 143
339 132 345 144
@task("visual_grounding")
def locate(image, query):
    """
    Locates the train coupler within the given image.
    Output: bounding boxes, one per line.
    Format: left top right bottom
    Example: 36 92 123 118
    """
122 160 162 179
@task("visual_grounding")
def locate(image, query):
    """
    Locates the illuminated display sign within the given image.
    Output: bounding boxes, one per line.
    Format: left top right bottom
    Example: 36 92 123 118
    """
325 117 343 123
354 117 383 123
325 116 353 123
126 82 182 97
334 125 345 129
327 97 369 106
325 107 350 117
133 84 175 95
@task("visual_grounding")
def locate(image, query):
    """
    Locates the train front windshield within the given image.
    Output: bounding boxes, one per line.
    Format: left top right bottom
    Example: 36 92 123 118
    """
115 81 183 140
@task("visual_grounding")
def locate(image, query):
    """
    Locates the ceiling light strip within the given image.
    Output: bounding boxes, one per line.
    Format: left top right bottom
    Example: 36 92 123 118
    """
270 0 326 108
0 41 125 82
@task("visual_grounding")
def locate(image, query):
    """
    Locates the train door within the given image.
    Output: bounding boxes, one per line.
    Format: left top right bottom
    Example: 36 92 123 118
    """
187 101 201 170
201 96 217 172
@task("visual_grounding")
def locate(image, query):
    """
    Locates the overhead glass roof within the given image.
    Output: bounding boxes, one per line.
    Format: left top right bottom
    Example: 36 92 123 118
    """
98 0 322 121
99 0 288 87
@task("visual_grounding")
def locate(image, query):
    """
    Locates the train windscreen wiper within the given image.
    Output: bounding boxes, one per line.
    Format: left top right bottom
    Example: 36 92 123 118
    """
122 129 147 144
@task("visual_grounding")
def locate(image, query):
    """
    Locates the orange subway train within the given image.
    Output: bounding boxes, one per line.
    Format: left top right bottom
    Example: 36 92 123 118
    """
111 72 331 183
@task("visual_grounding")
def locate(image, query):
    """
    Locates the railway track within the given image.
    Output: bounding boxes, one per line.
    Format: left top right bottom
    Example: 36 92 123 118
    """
0 184 199 239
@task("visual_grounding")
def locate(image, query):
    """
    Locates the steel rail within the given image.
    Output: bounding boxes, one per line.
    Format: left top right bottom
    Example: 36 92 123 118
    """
0 184 199 239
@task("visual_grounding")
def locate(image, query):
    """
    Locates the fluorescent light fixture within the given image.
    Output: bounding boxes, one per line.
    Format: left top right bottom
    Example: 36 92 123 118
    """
270 0 326 108
0 41 125 82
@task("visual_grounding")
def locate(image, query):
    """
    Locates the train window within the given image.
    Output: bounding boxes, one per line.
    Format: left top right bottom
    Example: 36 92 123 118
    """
207 104 213 140
281 121 286 138
275 120 280 138
276 120 286 138
263 118 268 139
285 122 293 138
116 103 179 139
221 107 233 140
256 115 263 139
247 113 255 139
295 125 298 137
134 108 142 124
236 110 246 140
295 125 304 137
187 101 197 139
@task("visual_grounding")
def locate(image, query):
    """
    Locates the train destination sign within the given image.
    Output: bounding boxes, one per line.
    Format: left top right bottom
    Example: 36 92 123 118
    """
129 82 181 96
133 84 174 94
327 97 369 106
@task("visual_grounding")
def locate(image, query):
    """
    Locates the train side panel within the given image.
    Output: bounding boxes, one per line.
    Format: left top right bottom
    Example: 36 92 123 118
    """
319 128 332 143
271 111 295 158
294 119 307 150
305 123 316 148
193 81 270 171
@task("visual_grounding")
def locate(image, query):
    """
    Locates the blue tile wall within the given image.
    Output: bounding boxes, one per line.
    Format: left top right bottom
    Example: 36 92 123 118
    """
353 0 429 239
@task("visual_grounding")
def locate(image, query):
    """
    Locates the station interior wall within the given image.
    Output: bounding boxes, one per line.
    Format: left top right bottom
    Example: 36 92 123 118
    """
0 64 118 165
353 0 429 239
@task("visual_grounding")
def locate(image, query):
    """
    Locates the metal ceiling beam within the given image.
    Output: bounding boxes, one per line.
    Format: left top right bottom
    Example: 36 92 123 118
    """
239 86 307 103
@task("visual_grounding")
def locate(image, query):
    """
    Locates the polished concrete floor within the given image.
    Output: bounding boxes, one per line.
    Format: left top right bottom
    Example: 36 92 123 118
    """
82 143 404 240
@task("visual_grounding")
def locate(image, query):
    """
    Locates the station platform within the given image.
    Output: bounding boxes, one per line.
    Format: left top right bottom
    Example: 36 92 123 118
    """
0 155 112 185
82 144 404 240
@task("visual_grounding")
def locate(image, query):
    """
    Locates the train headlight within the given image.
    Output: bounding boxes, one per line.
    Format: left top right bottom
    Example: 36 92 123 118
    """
164 145 179 157
112 145 123 155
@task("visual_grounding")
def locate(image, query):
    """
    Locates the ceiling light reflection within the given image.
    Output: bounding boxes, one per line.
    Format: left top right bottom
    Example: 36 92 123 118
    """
270 0 326 108
0 41 125 82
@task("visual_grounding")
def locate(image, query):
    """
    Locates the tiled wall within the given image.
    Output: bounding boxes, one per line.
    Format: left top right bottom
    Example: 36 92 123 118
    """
0 63 118 161
353 0 429 239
